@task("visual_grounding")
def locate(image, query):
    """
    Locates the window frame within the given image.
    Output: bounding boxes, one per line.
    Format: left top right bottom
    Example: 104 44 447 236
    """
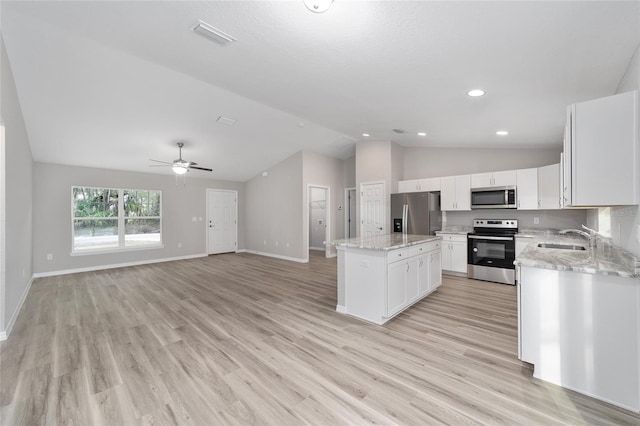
71 186 163 255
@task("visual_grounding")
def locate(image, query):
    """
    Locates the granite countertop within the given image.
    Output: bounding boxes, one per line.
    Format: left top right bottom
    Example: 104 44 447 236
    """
436 226 473 235
515 233 640 279
333 234 440 251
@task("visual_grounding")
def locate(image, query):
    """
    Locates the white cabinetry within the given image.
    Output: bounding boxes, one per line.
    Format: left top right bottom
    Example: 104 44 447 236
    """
397 177 440 193
538 163 561 210
471 170 517 188
341 240 442 325
439 233 467 274
440 175 471 211
516 168 538 210
518 266 640 412
563 90 639 207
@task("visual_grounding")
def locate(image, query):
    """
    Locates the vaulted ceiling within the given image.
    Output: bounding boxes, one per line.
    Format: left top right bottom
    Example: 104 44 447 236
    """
2 1 639 181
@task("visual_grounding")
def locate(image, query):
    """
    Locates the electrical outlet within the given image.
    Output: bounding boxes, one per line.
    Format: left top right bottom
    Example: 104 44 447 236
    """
46 253 53 261
263 240 267 245
533 217 540 225
275 241 279 247
178 243 182 248
636 225 640 243
286 242 289 248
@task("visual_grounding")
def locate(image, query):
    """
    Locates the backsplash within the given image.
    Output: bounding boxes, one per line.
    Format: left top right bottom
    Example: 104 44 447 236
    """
444 209 589 231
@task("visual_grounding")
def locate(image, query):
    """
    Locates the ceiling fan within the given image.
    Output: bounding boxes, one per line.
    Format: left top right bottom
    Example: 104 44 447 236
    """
149 142 212 174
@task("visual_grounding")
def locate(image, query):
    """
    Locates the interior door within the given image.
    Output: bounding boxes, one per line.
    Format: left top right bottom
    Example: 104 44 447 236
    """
360 182 385 238
207 189 237 254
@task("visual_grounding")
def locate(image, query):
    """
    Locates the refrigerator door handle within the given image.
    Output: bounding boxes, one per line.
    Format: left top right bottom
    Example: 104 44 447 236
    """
402 204 408 233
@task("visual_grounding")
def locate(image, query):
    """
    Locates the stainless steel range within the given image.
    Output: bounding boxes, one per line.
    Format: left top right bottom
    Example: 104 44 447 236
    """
467 219 518 285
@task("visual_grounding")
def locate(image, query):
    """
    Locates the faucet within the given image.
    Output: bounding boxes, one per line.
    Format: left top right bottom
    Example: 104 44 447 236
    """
559 225 598 251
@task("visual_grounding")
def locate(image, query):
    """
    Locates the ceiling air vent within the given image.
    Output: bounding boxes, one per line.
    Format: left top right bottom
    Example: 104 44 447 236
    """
192 20 237 46
392 128 408 134
217 116 236 126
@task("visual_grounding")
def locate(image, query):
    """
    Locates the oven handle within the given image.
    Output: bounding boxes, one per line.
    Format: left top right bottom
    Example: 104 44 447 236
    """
468 235 514 241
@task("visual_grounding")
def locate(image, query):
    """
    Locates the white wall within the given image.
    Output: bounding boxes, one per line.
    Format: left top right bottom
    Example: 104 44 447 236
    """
607 42 640 257
303 150 346 257
244 151 304 261
32 163 244 274
1 35 34 336
403 147 562 180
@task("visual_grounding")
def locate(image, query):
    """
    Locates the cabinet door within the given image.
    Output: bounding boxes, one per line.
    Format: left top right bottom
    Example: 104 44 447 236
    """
417 254 430 295
440 176 456 210
471 172 493 188
454 175 471 211
420 177 441 192
441 243 451 270
387 261 407 317
398 179 420 193
538 163 561 210
516 168 538 210
493 170 517 187
563 108 573 207
572 90 638 206
406 258 419 302
450 241 468 274
429 251 442 290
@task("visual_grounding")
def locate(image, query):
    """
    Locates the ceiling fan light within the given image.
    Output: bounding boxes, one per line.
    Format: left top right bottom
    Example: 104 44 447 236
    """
303 0 334 13
172 164 188 175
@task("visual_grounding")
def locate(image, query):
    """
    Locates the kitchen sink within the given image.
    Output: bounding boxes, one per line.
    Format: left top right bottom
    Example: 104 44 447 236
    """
537 243 586 251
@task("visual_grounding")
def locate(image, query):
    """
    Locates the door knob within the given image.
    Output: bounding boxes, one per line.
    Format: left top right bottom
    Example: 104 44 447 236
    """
473 248 478 252
377 227 383 230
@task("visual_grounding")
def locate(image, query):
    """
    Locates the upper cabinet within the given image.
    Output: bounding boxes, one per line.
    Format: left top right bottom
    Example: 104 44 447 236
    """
563 90 639 207
441 175 471 211
471 170 517 188
516 168 538 210
397 177 440 193
538 163 561 210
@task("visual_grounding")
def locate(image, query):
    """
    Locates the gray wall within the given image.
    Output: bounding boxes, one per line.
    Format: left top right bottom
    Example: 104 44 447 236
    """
32 163 244 274
403 147 562 180
343 156 355 189
607 42 640 257
355 141 403 236
1 36 34 333
244 151 304 260
303 150 346 257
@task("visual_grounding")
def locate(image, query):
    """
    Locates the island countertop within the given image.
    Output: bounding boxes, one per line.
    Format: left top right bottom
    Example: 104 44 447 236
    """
333 234 440 251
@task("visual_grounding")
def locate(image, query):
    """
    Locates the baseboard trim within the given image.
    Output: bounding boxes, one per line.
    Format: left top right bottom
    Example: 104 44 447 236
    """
327 253 337 259
309 247 325 251
32 254 208 278
0 276 34 341
239 250 308 264
336 304 346 314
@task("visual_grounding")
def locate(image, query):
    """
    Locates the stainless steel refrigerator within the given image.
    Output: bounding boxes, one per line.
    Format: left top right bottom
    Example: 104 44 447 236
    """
391 192 441 235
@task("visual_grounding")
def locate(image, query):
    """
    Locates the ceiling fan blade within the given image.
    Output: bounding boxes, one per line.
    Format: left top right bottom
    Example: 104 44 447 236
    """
148 164 171 167
149 158 172 165
190 166 213 172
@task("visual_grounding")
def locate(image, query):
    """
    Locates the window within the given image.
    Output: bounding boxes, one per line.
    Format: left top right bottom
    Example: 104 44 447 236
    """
72 187 162 253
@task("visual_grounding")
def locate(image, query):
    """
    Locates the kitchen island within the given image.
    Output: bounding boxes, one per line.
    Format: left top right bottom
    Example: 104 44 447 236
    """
334 234 442 325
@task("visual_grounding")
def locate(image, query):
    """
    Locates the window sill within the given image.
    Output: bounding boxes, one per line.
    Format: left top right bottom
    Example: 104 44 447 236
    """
70 244 165 256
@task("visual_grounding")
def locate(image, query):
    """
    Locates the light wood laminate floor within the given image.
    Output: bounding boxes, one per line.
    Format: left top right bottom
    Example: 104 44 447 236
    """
1 251 639 425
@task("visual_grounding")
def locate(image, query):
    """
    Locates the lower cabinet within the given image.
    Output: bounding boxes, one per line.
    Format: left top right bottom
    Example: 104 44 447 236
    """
340 240 443 325
439 233 467 274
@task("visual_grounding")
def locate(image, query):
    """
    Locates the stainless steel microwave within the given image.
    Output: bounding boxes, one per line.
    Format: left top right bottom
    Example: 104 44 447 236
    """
470 186 517 209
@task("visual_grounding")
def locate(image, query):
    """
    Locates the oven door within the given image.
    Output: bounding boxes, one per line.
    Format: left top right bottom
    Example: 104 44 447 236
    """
467 235 516 269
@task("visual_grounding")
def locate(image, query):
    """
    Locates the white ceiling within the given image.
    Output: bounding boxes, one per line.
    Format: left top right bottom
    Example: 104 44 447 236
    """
1 1 639 181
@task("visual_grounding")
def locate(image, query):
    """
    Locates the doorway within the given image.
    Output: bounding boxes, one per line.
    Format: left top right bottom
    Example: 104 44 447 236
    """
308 185 330 258
360 181 385 238
206 189 238 255
345 187 356 238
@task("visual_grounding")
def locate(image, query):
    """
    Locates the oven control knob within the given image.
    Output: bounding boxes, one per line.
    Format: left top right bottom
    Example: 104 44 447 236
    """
473 248 478 252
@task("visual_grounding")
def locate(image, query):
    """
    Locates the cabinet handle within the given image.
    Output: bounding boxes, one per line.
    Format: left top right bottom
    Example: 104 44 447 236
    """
406 263 410 272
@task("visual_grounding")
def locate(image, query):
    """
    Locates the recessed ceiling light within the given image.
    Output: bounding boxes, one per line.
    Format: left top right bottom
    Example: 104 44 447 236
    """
467 89 485 97
417 132 427 136
192 20 237 46
496 130 509 136
362 133 370 137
